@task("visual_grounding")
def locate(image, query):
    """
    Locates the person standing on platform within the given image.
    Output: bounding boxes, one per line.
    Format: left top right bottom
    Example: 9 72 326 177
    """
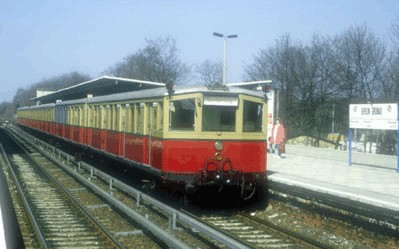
270 118 285 159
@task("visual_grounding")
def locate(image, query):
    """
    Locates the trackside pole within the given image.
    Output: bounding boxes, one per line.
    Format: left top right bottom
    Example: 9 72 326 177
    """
397 127 399 173
348 128 352 166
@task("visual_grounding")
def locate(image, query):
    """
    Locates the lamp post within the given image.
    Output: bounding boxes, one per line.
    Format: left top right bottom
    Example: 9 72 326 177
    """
213 32 238 84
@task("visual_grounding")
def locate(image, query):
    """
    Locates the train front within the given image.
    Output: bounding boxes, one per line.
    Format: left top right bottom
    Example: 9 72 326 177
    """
160 85 268 201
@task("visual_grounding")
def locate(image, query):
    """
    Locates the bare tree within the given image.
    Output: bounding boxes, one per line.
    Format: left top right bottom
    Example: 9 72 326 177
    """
244 34 302 135
105 36 191 84
381 50 399 101
292 36 335 142
244 28 387 143
195 60 222 85
391 17 399 45
382 17 399 101
0 101 14 120
333 24 385 102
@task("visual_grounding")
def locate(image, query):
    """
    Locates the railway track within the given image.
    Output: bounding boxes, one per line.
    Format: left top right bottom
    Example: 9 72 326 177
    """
3 128 155 248
2 126 338 248
0 130 130 248
199 212 328 249
1 126 255 248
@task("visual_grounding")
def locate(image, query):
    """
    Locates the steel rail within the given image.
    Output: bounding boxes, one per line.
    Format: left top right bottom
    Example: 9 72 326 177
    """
4 130 126 249
8 127 191 249
0 143 48 249
10 125 255 249
237 212 330 249
75 159 253 249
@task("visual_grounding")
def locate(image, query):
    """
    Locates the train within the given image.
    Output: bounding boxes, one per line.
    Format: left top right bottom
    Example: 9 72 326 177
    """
16 76 269 202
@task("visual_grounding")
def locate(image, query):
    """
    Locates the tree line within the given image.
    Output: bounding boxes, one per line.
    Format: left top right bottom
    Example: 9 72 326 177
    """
243 22 399 152
2 21 399 153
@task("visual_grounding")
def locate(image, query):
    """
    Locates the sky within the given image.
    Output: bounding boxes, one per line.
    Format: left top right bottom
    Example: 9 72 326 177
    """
0 0 398 102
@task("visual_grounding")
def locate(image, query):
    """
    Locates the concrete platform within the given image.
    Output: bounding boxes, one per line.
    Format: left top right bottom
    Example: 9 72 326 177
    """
267 145 399 212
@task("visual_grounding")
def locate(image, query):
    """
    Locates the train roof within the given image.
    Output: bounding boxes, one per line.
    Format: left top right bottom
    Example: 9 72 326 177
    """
18 103 55 110
20 77 271 109
31 76 165 104
52 84 266 106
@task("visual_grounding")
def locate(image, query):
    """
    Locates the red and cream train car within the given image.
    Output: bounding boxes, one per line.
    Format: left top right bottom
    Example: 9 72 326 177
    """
17 81 268 200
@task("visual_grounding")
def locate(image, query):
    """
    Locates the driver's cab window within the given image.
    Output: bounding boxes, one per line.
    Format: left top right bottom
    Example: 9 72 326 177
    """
169 99 195 131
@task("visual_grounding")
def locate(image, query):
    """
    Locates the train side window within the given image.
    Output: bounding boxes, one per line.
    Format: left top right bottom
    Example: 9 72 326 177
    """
55 108 59 123
158 102 163 131
79 107 84 126
67 108 71 125
63 107 67 124
75 107 79 126
60 107 64 124
137 103 145 134
115 105 120 131
100 106 105 129
93 106 98 128
87 106 92 127
110 105 114 130
109 105 113 130
69 108 72 125
72 108 76 125
70 107 74 125
76 108 79 126
121 104 127 132
59 107 63 123
115 104 122 131
243 100 263 132
97 106 101 129
133 103 139 133
170 99 195 131
104 105 110 130
202 106 236 132
149 102 158 131
73 107 78 126
148 102 163 131
127 103 135 133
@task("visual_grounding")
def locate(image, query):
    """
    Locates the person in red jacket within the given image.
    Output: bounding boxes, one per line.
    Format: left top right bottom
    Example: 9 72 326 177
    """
270 118 285 158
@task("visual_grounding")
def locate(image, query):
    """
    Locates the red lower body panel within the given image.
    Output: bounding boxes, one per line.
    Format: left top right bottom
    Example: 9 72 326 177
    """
17 120 267 195
161 140 266 173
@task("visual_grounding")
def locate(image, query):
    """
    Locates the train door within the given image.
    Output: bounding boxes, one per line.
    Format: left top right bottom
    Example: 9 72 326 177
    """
84 104 92 146
55 106 60 135
121 104 128 157
78 106 84 143
124 103 138 161
116 104 124 156
69 107 74 140
100 105 106 150
148 102 158 165
136 103 146 163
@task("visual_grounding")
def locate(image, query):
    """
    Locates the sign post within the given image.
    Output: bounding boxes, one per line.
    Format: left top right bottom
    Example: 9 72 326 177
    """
349 103 399 172
348 128 352 166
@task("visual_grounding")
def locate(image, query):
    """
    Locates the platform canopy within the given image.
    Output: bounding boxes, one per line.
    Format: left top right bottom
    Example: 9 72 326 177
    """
32 76 166 104
226 80 272 90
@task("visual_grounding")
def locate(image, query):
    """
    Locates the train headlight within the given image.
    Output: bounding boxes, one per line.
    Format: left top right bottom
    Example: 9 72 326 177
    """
214 141 223 151
215 152 223 161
